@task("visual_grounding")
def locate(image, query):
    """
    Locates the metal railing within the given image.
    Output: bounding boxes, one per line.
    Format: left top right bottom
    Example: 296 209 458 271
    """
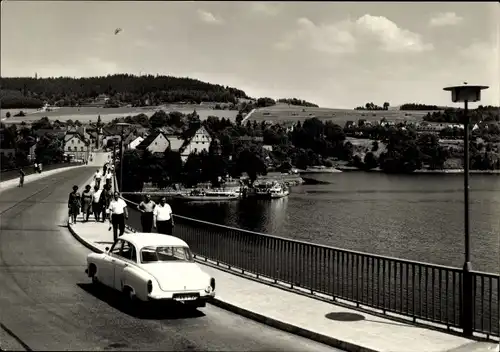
121 196 499 339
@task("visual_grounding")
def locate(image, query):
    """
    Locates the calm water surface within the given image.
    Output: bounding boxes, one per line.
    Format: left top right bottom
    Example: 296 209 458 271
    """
172 172 500 273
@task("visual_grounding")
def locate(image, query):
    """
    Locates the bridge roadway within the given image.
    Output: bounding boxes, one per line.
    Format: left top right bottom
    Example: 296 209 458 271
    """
0 166 341 351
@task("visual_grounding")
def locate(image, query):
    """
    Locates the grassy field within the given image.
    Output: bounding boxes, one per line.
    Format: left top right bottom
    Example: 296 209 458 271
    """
249 103 438 125
1 104 238 123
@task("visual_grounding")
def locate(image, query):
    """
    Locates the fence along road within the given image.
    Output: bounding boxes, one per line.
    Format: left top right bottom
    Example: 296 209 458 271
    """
122 195 499 341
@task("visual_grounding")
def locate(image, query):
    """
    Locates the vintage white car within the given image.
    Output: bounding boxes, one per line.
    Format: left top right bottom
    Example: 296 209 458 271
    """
85 232 216 308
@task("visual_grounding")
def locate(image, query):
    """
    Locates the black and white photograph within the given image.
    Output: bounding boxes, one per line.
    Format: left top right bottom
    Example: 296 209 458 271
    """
0 1 498 351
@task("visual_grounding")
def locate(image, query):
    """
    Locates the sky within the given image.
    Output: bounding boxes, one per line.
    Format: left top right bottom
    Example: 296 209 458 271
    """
1 1 499 109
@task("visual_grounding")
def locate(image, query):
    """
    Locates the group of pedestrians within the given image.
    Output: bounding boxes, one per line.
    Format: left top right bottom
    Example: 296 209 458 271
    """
68 178 114 225
67 160 174 242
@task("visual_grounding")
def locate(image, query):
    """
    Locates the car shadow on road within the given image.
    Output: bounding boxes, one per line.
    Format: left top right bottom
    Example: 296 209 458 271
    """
77 283 206 320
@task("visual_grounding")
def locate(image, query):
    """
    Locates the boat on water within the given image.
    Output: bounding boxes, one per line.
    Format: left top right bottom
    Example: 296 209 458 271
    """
299 166 342 174
252 181 290 199
174 189 240 201
269 182 290 199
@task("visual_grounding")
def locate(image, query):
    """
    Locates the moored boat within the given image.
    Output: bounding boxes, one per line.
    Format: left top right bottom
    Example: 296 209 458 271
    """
174 189 240 201
251 181 290 199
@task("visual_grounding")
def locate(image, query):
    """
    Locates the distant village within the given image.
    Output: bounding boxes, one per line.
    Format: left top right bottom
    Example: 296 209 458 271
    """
0 113 489 166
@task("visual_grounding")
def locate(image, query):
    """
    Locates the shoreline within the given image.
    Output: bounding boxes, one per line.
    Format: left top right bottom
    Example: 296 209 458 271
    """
336 166 500 175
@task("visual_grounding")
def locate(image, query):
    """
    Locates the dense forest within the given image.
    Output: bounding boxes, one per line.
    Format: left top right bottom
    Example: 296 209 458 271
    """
0 74 250 109
423 105 500 123
399 103 443 111
276 98 319 107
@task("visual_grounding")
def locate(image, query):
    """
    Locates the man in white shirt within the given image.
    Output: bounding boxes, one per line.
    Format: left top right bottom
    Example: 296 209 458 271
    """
153 197 174 235
108 192 128 241
105 169 113 187
92 185 103 222
94 169 102 189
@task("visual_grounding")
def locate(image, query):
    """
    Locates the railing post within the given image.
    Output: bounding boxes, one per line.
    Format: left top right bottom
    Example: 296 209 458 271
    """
462 266 474 336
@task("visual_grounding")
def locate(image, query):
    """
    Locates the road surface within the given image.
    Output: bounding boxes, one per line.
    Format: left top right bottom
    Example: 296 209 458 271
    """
0 167 341 351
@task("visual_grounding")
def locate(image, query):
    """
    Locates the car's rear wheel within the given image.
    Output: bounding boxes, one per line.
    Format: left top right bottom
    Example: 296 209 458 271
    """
122 286 139 313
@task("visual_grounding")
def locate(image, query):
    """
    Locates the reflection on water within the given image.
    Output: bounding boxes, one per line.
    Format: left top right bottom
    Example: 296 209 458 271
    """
172 172 500 273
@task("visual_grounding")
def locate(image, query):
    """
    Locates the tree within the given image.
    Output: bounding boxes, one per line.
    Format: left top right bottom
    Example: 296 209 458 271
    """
235 113 243 126
383 102 390 110
149 110 169 129
35 134 64 164
120 150 144 192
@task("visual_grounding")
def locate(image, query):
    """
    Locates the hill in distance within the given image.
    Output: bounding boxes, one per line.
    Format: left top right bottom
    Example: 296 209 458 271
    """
0 74 250 109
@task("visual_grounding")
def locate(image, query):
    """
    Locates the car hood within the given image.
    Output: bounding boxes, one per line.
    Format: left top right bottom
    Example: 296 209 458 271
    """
143 262 210 291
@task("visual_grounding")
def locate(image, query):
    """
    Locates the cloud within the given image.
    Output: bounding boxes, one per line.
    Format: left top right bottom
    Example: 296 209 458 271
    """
276 14 433 55
250 3 281 17
133 39 155 49
355 15 433 53
428 12 463 27
275 17 356 54
197 9 224 25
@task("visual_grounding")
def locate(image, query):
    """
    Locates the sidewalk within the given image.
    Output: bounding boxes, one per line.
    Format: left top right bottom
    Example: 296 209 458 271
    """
69 220 498 352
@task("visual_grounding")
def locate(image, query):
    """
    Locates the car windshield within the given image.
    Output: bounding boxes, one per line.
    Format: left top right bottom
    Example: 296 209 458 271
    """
140 246 194 264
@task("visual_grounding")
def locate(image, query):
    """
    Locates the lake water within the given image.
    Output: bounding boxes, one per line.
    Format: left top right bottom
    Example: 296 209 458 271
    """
170 172 500 273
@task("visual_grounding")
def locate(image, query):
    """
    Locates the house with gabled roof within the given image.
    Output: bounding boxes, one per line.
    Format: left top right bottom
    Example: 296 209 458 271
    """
64 131 91 162
178 125 214 162
135 131 170 154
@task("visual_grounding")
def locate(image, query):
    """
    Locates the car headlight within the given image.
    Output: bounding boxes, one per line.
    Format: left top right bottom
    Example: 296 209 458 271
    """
204 285 213 293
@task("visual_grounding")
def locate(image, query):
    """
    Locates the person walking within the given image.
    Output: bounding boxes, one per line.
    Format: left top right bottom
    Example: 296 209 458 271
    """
68 185 81 225
38 162 43 173
33 162 38 174
18 168 25 187
92 184 103 222
94 169 102 189
108 192 128 241
138 194 156 232
105 169 113 188
153 197 174 235
81 185 93 222
100 184 113 222
103 162 108 176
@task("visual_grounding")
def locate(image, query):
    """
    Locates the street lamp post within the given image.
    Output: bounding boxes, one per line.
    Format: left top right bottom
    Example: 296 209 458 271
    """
443 83 488 337
115 122 131 193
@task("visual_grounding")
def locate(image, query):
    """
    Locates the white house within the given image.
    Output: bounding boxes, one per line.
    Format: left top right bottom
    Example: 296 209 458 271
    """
136 131 170 154
64 133 91 161
179 126 213 161
128 136 144 150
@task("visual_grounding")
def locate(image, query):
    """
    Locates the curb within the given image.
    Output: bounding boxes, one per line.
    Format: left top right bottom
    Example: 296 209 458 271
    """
68 224 104 254
67 223 378 352
209 297 378 352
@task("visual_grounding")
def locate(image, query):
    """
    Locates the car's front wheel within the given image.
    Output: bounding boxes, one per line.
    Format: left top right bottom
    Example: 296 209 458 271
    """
88 264 99 285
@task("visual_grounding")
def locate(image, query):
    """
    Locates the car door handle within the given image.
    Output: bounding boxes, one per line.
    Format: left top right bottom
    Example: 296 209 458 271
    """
111 259 116 262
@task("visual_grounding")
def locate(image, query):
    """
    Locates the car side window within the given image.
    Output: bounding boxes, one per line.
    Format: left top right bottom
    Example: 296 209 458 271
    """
120 241 132 260
110 240 123 255
129 243 137 262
